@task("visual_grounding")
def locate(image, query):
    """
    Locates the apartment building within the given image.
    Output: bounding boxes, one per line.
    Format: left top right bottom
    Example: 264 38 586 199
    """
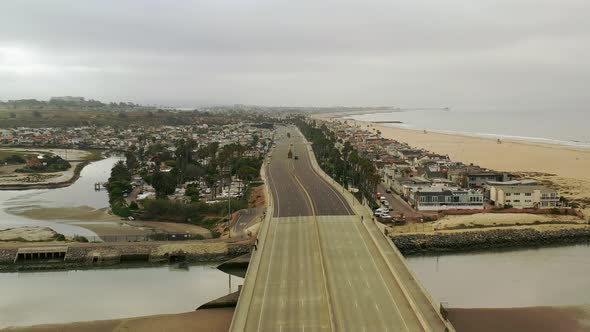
408 187 484 211
489 184 559 208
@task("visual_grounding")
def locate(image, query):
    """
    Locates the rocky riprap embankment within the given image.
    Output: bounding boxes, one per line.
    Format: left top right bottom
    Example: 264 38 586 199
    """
391 227 590 255
0 241 252 272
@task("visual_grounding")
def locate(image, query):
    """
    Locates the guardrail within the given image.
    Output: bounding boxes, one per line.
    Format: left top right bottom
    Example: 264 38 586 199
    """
229 159 273 331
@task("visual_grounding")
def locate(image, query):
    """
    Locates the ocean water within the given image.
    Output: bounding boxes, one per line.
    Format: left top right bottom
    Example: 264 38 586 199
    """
343 109 590 149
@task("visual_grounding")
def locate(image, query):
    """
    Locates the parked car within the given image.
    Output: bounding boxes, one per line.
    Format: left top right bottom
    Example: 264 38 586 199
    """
385 188 392 193
374 208 388 215
380 196 386 201
383 200 390 207
379 214 392 220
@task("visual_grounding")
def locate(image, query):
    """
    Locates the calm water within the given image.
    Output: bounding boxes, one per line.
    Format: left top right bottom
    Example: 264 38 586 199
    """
0 264 242 328
407 244 590 308
1 242 589 327
344 109 590 148
0 155 122 236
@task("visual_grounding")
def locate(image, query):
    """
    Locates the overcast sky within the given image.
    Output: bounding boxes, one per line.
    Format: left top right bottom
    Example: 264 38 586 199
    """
1 0 589 108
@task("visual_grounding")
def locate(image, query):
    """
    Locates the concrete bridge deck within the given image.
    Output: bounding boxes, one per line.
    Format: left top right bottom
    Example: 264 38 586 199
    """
231 126 453 332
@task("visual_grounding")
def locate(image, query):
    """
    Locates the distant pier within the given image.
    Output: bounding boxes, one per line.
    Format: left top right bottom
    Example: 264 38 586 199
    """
371 120 403 124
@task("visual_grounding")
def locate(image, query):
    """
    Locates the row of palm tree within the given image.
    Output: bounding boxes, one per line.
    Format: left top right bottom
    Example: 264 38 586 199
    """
293 117 380 207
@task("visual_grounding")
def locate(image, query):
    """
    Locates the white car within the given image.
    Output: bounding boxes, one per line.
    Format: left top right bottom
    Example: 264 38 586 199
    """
378 213 392 220
383 200 390 207
374 208 388 215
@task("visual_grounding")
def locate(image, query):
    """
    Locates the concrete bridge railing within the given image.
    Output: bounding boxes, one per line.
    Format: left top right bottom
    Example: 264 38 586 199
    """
229 158 274 331
302 134 455 332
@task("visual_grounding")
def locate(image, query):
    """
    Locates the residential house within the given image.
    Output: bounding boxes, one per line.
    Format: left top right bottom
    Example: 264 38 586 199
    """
408 187 484 211
489 184 560 209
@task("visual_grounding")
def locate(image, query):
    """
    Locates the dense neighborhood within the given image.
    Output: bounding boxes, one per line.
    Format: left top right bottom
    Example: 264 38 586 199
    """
321 119 563 219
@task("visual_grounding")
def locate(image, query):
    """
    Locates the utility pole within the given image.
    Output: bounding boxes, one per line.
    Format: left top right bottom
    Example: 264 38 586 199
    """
228 164 232 239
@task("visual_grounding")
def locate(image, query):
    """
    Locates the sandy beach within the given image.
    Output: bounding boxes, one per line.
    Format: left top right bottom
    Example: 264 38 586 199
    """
316 113 590 217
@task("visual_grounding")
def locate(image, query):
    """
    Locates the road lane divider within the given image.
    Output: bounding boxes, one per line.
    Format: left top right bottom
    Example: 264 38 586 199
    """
291 162 336 332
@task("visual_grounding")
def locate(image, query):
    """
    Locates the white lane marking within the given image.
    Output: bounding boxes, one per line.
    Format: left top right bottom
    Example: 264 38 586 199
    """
256 212 280 330
304 147 355 215
268 160 281 217
348 279 352 287
353 222 411 332
295 127 353 216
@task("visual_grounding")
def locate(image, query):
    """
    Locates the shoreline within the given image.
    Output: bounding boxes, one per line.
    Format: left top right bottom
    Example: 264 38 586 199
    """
6 304 590 332
392 226 590 256
313 112 590 217
0 161 90 190
0 147 106 190
315 110 590 154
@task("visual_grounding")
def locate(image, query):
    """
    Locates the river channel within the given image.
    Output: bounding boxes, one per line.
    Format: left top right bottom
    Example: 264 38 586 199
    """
406 244 590 308
0 155 122 237
0 264 242 328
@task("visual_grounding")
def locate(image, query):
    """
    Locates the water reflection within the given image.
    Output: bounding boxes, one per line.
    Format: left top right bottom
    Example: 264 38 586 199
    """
406 244 590 308
0 263 242 328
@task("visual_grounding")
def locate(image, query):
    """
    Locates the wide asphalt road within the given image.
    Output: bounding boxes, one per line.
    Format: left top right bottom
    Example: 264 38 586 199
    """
238 125 448 332
267 127 352 217
267 129 313 218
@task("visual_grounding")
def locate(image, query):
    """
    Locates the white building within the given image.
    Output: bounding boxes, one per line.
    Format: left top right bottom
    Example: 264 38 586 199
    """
489 184 559 209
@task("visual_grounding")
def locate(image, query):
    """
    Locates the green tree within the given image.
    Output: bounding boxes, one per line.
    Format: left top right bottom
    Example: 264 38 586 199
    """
151 171 177 198
125 150 139 173
251 134 260 147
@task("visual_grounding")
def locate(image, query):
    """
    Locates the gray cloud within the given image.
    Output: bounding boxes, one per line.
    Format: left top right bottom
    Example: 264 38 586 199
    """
1 0 589 108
